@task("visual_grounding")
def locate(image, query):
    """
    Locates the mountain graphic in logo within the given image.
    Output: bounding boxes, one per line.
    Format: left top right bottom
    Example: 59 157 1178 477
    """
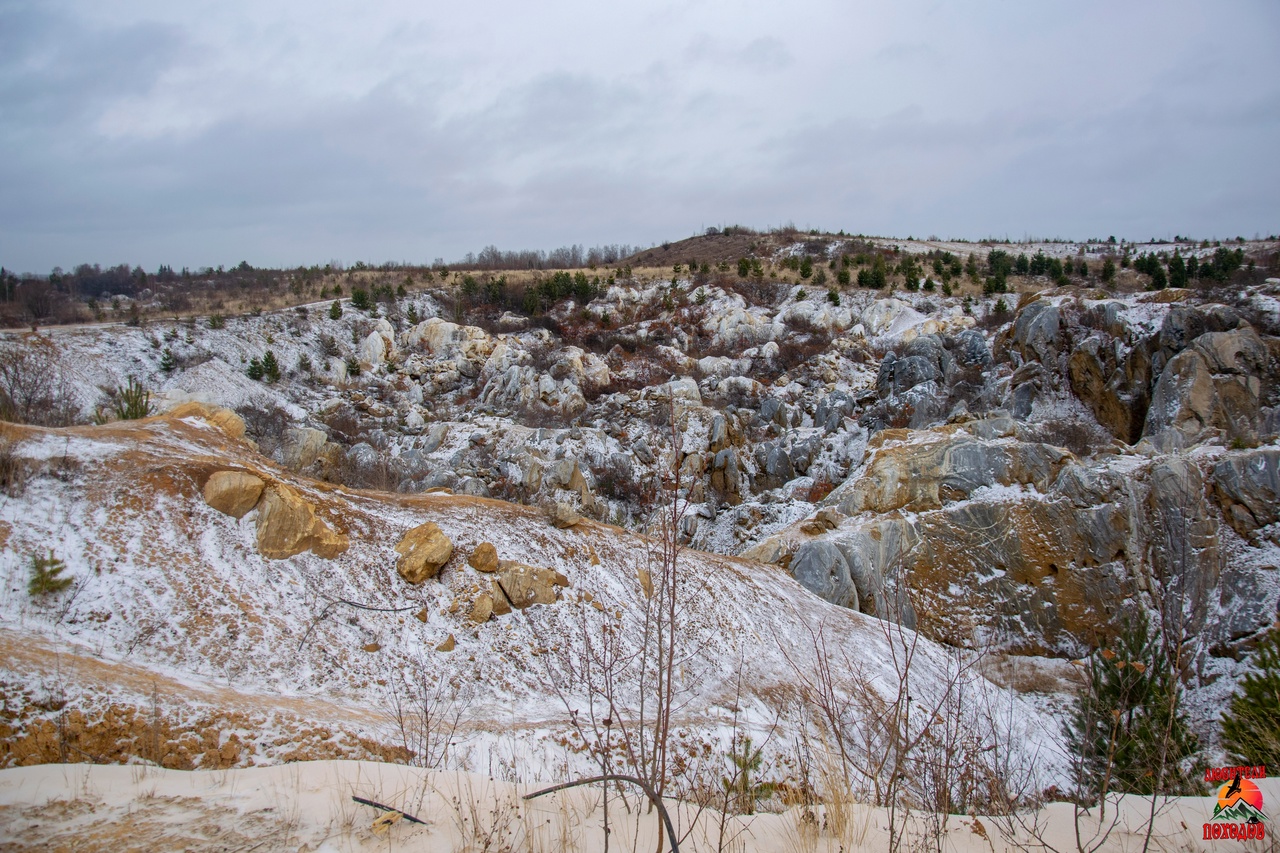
1213 799 1266 824
1211 776 1266 824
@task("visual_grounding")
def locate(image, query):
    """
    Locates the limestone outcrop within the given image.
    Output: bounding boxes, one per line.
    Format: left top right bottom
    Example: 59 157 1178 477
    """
255 483 349 560
823 429 1071 516
1213 448 1280 538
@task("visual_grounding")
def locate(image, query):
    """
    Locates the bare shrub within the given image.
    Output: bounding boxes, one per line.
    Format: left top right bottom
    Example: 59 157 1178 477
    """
384 661 471 769
320 403 367 444
329 448 406 492
0 436 29 497
236 403 293 457
0 338 81 425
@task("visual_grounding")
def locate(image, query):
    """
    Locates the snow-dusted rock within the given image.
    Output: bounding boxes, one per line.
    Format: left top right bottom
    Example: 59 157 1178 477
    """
860 298 926 337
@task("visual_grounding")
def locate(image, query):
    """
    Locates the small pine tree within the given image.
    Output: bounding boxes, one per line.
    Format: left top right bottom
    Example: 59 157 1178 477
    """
350 287 372 311
1101 258 1116 284
329 300 343 320
28 550 71 597
159 348 177 373
246 357 264 381
722 736 775 816
1065 615 1200 799
207 314 226 330
406 303 419 324
1220 623 1280 767
261 350 281 383
112 377 154 420
826 288 840 306
992 297 1009 318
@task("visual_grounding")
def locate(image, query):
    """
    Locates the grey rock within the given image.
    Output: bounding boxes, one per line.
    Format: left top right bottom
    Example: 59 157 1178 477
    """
549 502 582 529
1213 448 1280 535
280 427 329 472
790 540 859 610
759 397 787 426
633 439 655 465
764 445 795 484
425 468 460 490
1012 301 1061 365
420 423 450 454
952 329 992 368
458 477 490 497
1011 381 1037 420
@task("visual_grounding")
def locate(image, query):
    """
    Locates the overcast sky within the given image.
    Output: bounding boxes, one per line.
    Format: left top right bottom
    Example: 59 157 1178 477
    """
2 0 1278 272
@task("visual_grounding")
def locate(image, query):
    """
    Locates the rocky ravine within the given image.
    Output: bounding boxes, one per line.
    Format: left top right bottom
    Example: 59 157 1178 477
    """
4 237 1280 757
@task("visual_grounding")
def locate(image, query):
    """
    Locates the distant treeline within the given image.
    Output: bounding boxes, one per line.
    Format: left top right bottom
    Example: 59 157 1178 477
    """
459 244 643 271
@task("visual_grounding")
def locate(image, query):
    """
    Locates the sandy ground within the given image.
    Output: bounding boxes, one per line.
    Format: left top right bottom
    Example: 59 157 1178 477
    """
1 761 1273 852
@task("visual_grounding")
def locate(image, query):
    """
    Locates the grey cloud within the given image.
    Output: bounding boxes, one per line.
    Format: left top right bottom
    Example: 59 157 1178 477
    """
1 0 1277 271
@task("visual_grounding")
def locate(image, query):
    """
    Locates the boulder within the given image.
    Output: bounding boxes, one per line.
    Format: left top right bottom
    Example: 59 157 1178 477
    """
203 470 265 519
469 593 494 624
549 502 582 529
359 330 388 367
876 351 942 397
860 299 926 337
468 542 499 573
395 522 454 584
952 329 992 368
491 560 570 610
789 541 859 610
279 427 329 472
255 483 349 559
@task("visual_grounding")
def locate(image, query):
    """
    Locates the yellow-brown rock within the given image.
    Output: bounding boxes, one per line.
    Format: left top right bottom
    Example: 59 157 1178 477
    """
166 401 247 441
203 470 265 519
493 560 569 609
467 542 499 573
395 522 453 584
469 593 493 624
490 584 512 615
435 634 456 652
255 483 349 560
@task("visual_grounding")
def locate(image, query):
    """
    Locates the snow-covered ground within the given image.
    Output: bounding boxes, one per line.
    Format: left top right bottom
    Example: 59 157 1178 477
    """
1 760 1269 852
